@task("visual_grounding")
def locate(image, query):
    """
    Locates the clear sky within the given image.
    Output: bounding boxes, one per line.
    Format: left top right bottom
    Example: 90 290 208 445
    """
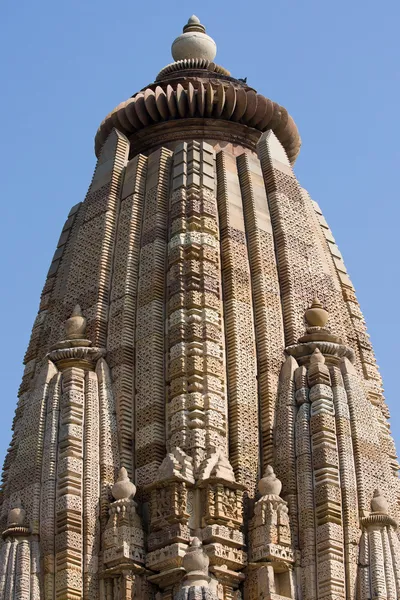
1 0 399 466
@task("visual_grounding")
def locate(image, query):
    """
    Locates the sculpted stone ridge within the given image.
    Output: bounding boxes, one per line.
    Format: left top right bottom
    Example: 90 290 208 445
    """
95 16 301 163
1 14 399 600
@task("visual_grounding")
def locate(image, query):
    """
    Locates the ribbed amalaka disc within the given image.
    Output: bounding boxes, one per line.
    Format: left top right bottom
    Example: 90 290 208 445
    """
268 102 282 130
155 86 169 119
187 82 196 117
134 94 150 126
231 87 247 121
115 100 133 131
257 97 274 130
126 98 143 130
144 89 160 122
214 83 225 118
221 84 237 119
242 89 258 123
197 81 206 117
166 85 178 118
205 82 214 117
248 94 268 128
176 84 188 118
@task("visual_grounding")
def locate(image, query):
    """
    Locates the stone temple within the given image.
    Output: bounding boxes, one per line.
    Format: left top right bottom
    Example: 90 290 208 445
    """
1 15 399 600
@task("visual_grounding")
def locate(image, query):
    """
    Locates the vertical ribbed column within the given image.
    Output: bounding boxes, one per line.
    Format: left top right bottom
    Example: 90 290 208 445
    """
1 361 57 539
382 527 397 598
308 350 345 600
341 357 397 515
83 371 100 598
15 539 31 598
135 147 172 487
64 129 129 347
369 528 387 598
330 366 359 597
40 370 62 598
216 149 258 493
294 365 316 600
388 528 400 595
274 356 298 546
96 358 120 529
55 366 85 599
257 131 349 346
237 152 284 469
167 141 226 471
108 153 148 478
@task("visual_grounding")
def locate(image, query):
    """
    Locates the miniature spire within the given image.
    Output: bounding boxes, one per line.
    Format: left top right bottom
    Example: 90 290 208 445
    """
172 15 217 62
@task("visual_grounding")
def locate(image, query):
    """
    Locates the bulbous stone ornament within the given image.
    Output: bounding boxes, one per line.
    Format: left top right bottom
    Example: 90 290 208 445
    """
371 488 389 514
183 537 209 575
305 297 329 328
64 305 87 340
111 467 136 500
172 16 217 62
258 465 282 497
7 499 25 527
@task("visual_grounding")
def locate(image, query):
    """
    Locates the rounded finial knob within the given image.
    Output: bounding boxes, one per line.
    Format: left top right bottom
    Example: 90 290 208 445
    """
111 467 136 500
371 488 389 514
305 297 329 328
183 537 209 574
258 465 282 497
171 16 217 62
7 499 25 527
65 305 87 340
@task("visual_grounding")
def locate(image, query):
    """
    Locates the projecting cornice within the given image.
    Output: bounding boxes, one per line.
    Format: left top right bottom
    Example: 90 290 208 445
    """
95 79 301 164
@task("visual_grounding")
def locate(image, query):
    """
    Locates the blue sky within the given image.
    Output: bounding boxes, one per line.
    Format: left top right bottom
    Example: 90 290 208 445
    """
1 0 399 466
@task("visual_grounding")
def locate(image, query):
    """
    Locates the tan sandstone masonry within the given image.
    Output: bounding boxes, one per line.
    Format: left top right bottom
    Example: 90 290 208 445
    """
216 149 259 494
135 147 172 488
107 153 148 479
237 152 284 471
2 13 400 600
167 141 228 471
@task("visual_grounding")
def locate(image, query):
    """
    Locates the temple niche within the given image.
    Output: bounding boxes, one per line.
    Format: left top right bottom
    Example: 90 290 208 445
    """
0 15 399 600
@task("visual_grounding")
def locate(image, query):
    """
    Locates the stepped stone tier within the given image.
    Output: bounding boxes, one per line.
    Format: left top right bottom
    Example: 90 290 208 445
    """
0 15 399 600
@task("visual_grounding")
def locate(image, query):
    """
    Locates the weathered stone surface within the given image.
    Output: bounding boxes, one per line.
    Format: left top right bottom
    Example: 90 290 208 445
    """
1 15 399 600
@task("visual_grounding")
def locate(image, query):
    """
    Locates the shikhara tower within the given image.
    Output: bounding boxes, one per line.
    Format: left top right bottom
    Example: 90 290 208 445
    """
0 15 399 600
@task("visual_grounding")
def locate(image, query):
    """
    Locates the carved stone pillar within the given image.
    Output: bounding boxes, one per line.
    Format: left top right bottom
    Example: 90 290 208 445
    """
0 502 36 599
48 306 105 598
102 468 145 599
245 467 295 600
146 448 195 597
198 450 246 598
358 490 400 600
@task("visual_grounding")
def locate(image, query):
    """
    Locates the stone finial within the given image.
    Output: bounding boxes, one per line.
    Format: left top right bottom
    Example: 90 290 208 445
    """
258 466 282 497
172 16 217 62
371 488 389 515
183 537 209 574
305 297 329 328
111 467 136 501
64 305 87 340
7 499 25 527
180 538 211 589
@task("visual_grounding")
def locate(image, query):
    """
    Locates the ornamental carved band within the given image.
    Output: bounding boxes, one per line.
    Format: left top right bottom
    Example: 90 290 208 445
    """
1 15 399 600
